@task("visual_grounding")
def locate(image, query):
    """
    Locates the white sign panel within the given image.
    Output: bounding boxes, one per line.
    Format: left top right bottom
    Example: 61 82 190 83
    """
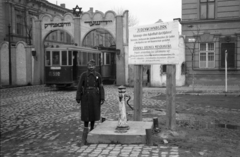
129 21 179 65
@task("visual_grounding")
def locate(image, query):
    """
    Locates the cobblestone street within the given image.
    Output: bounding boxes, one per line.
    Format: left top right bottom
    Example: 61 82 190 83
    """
1 85 240 157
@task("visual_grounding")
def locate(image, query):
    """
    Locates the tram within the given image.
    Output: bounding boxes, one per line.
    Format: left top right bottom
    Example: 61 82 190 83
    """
45 44 116 88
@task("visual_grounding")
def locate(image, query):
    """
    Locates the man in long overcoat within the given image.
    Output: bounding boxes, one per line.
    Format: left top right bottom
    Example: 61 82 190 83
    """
76 59 105 131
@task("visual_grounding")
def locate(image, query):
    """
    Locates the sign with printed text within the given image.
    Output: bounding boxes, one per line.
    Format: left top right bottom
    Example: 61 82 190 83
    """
129 21 179 65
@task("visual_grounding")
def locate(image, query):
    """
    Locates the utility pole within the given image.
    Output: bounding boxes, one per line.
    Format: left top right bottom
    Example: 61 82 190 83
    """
225 50 228 92
8 24 12 85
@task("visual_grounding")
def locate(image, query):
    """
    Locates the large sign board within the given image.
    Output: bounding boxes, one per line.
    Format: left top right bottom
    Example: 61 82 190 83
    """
129 21 179 65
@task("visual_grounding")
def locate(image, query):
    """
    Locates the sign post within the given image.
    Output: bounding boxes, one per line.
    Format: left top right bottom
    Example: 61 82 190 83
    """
166 65 176 130
129 21 179 129
133 65 143 121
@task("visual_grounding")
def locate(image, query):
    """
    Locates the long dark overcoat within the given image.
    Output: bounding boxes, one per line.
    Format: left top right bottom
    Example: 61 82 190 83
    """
76 71 105 121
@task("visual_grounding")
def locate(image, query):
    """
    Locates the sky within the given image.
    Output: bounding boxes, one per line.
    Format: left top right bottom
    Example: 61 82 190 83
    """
47 0 182 26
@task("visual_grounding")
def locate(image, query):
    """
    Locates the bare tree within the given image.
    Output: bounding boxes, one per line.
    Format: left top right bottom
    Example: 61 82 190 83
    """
185 25 201 91
112 7 139 27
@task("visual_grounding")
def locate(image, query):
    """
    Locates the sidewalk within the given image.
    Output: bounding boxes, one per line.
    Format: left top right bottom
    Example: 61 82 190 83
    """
143 85 240 95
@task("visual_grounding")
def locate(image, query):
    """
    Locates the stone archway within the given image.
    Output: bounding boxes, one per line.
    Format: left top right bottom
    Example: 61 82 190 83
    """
32 13 77 84
82 28 115 48
43 29 74 47
82 28 117 82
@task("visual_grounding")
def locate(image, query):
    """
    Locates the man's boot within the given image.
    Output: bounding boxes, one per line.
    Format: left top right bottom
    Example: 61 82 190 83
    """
81 127 89 146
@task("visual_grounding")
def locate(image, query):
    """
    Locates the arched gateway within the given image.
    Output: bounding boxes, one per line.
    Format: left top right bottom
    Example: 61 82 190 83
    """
32 9 129 85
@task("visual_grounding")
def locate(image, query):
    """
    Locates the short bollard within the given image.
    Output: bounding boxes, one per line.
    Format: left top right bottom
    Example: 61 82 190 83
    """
146 128 153 146
81 127 89 146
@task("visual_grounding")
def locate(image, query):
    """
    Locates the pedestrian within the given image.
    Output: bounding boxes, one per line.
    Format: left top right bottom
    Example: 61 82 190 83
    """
76 59 105 145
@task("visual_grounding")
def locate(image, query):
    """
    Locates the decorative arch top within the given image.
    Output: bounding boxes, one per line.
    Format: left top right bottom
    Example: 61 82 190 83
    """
81 10 117 21
40 13 75 41
16 41 28 48
80 10 120 41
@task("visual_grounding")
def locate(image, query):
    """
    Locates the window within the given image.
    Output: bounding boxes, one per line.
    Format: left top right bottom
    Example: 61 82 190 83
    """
52 34 55 40
160 65 167 74
88 53 93 60
181 62 185 75
78 51 88 65
45 51 51 66
162 65 167 73
221 43 235 68
16 15 23 35
62 51 67 65
52 51 60 65
60 32 64 42
199 43 215 68
200 0 215 19
16 23 23 35
68 51 72 65
104 53 110 65
92 54 99 66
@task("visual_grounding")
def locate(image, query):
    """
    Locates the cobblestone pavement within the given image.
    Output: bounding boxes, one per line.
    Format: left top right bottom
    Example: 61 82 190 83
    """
0 85 239 157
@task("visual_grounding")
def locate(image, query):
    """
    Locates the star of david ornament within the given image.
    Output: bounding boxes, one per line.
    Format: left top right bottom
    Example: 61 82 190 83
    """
73 5 82 17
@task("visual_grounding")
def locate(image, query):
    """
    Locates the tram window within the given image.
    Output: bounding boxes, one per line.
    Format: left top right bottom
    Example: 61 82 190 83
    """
52 51 60 65
78 51 83 65
82 52 87 65
78 51 82 65
111 53 115 64
45 51 51 66
68 51 72 65
78 51 86 65
93 54 98 65
88 53 93 60
104 53 110 65
62 51 67 66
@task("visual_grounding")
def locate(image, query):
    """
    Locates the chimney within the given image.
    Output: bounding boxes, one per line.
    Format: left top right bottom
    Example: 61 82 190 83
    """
90 7 93 14
60 3 65 8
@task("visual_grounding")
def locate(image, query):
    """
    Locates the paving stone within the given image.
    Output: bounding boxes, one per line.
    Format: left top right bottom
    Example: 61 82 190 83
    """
1 85 239 156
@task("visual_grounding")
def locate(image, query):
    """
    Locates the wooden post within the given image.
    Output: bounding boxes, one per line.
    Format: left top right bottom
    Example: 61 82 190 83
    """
145 129 153 146
133 65 143 121
166 65 176 130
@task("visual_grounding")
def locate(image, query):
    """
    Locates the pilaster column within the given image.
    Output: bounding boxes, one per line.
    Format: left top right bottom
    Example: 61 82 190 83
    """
32 19 42 84
74 17 81 46
116 15 125 85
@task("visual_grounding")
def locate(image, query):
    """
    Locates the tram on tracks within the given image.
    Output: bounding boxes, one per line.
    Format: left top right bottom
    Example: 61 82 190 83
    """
45 44 116 88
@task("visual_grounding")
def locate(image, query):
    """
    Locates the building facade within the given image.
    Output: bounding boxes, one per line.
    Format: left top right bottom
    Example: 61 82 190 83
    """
0 0 73 86
1 0 128 86
0 0 72 46
182 0 240 86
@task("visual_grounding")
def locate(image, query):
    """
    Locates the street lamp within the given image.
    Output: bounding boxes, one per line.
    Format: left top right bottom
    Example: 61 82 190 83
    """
31 48 36 56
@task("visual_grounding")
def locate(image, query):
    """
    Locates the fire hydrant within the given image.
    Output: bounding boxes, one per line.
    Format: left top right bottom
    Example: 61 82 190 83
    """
116 85 131 131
